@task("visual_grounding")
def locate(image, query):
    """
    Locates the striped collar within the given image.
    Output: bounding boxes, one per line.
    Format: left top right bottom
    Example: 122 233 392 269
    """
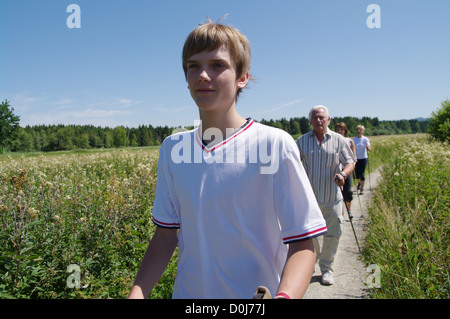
195 118 254 153
310 127 332 139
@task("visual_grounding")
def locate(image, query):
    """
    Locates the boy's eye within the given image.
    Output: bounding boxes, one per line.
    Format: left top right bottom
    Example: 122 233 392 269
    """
211 60 229 69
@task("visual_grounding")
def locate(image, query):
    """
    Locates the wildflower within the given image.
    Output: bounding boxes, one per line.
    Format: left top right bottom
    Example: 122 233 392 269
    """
80 217 89 224
10 169 29 192
42 180 53 188
28 207 38 220
0 204 8 213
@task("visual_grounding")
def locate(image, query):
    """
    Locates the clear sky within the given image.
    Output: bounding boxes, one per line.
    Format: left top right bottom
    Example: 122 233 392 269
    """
1 0 449 128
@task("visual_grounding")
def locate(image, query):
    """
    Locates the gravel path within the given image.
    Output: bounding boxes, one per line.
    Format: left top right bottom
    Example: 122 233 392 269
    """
303 168 382 299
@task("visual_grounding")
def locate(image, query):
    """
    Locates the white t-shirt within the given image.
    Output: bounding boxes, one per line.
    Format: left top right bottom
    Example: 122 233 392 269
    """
152 119 327 299
353 136 371 160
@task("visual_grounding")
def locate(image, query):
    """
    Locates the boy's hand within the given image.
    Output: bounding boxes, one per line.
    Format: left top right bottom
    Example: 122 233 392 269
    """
252 286 272 299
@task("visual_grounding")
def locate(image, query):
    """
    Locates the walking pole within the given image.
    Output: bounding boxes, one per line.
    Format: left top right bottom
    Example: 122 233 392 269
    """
339 185 361 253
368 153 372 192
353 171 363 213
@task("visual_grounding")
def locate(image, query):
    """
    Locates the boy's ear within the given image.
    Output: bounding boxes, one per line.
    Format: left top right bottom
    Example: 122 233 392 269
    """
237 72 250 89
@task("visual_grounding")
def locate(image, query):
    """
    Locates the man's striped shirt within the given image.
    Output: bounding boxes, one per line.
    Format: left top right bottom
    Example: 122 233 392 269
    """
296 128 355 204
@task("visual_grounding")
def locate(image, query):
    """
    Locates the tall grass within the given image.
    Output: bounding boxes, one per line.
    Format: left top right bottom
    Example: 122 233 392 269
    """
2 135 448 299
0 148 176 299
364 135 449 298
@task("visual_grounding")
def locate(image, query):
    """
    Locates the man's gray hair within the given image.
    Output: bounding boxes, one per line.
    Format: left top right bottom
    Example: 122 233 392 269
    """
308 105 330 121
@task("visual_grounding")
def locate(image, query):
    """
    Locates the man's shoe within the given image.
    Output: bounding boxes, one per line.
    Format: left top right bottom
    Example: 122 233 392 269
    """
322 271 334 285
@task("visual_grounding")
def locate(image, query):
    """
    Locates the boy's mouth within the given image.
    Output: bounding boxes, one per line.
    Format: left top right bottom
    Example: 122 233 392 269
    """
196 88 215 94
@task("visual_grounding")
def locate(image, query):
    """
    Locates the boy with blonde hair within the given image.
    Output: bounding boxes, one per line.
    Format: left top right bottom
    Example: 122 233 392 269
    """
128 19 326 299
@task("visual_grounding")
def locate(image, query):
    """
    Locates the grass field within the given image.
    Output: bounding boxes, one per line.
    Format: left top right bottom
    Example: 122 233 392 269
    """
1 134 448 299
0 147 176 298
363 134 449 298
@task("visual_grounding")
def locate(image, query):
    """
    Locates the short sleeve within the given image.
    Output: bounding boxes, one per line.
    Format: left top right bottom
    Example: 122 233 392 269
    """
273 133 327 243
151 138 181 228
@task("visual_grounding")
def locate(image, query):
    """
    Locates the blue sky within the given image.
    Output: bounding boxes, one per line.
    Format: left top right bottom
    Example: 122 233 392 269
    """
1 0 449 128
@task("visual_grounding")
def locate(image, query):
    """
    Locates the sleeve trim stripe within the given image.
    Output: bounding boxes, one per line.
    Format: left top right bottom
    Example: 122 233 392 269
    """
283 226 328 243
152 217 180 228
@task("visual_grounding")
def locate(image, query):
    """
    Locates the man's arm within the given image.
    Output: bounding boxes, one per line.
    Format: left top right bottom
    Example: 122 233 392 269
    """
276 239 315 299
128 226 178 299
342 162 355 177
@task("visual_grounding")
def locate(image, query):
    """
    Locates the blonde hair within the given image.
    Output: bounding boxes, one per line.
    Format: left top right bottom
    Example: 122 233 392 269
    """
182 18 252 98
356 125 365 132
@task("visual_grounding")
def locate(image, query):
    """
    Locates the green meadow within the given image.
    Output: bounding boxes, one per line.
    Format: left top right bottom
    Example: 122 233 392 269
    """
364 134 449 298
1 134 448 298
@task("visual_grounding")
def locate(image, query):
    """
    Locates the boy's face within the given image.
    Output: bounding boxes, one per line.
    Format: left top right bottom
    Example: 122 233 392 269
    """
186 46 249 112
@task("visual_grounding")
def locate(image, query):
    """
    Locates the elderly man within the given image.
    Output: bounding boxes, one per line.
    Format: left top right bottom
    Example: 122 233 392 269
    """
296 105 355 285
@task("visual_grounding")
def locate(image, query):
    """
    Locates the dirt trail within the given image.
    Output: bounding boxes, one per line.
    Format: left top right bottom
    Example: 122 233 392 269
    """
303 168 382 299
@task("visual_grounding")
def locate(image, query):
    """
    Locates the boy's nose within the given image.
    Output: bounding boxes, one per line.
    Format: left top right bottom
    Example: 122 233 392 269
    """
198 69 211 82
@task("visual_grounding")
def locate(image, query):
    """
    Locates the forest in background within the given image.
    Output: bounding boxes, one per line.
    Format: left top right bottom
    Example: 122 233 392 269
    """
6 116 429 153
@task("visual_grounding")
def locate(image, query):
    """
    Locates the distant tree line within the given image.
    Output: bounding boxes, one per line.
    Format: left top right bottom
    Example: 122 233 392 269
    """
8 124 174 153
6 117 429 153
1 98 433 153
260 116 429 138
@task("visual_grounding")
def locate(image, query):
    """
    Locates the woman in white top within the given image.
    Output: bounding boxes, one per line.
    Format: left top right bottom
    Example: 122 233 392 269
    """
353 125 371 194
